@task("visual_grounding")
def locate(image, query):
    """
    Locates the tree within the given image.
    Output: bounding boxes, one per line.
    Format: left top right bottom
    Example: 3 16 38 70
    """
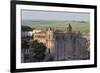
21 39 29 49
31 40 47 62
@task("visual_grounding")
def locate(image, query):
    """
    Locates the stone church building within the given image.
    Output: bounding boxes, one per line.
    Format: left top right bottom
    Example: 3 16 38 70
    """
32 24 90 61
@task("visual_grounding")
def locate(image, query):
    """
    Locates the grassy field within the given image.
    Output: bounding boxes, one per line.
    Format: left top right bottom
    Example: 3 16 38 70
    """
22 20 90 33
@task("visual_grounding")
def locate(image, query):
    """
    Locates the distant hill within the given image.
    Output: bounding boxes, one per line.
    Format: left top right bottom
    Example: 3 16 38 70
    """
22 20 90 33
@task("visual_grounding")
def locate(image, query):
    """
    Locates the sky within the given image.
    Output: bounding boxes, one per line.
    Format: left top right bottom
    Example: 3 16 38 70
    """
21 10 90 22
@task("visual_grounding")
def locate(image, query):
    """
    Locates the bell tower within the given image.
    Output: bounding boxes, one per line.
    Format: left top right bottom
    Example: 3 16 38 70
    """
46 27 54 54
67 24 72 33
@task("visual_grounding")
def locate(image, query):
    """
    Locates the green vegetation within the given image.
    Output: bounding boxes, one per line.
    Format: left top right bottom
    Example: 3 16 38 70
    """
31 40 47 62
22 20 90 33
22 39 47 62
